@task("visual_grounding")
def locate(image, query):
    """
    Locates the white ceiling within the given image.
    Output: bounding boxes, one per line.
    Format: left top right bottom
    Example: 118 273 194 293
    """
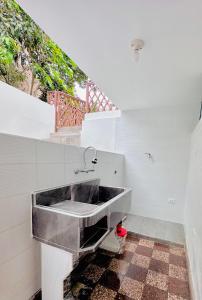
17 0 202 110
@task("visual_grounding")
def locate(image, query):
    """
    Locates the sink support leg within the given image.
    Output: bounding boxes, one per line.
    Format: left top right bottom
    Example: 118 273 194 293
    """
41 244 73 300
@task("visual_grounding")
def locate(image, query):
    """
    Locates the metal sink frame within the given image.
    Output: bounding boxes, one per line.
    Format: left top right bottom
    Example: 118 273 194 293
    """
32 179 131 258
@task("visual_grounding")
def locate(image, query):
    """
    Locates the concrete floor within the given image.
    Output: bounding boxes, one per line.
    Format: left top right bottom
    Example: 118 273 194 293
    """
125 214 185 245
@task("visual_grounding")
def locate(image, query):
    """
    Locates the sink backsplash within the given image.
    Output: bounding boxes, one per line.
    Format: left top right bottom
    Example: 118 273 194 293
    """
34 179 100 206
71 179 100 204
34 179 125 207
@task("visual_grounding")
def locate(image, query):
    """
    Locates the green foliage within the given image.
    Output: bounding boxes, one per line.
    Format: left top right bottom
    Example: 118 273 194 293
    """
0 0 87 100
88 101 99 113
0 36 25 86
0 36 19 63
0 63 25 87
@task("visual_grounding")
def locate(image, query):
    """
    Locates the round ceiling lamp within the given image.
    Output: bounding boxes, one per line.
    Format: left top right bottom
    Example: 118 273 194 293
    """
131 38 144 62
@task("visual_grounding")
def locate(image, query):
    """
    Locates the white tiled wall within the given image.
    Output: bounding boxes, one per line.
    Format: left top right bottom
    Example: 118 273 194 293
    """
184 120 202 300
0 133 124 300
115 106 197 224
82 106 197 224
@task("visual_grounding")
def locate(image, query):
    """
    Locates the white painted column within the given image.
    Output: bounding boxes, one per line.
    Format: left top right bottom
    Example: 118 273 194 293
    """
41 244 73 300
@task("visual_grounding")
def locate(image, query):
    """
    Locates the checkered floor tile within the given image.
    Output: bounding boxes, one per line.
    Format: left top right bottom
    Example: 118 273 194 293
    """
64 233 191 300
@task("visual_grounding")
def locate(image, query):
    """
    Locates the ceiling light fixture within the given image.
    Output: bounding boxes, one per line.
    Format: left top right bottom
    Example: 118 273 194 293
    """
131 38 144 62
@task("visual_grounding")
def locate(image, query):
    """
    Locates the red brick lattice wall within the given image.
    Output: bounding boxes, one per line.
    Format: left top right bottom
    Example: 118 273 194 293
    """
86 80 117 113
47 81 117 131
47 91 86 131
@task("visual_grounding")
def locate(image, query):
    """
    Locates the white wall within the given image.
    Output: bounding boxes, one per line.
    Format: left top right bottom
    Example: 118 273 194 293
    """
0 133 124 300
0 81 54 139
82 105 198 224
184 120 202 300
115 106 198 224
81 111 121 152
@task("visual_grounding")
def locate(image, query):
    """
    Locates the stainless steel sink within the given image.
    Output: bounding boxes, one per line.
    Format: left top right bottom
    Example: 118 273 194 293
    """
32 179 131 258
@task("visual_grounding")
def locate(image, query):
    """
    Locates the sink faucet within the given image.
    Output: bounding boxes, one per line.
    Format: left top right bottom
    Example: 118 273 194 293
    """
74 146 98 174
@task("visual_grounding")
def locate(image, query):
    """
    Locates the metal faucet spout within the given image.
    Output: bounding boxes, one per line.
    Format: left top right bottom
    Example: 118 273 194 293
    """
74 146 98 175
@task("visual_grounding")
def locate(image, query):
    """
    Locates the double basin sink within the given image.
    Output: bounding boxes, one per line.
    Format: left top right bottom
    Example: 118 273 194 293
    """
32 179 131 256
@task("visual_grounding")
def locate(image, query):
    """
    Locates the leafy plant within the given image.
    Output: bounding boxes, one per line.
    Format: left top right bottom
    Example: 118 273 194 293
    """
0 0 88 100
0 36 25 86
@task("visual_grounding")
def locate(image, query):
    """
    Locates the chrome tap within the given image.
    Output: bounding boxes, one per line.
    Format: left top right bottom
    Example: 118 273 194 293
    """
74 146 98 174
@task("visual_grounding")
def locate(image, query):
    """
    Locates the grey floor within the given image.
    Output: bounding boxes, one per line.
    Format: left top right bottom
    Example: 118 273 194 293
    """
125 214 185 245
